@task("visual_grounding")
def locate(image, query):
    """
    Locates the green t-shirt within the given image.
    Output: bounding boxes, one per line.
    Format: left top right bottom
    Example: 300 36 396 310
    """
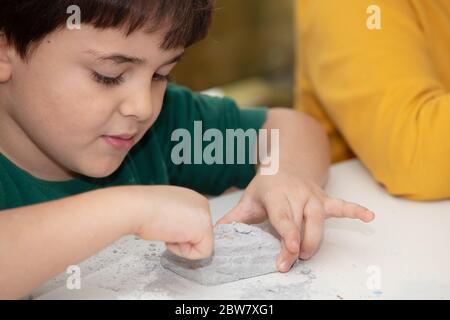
0 84 267 211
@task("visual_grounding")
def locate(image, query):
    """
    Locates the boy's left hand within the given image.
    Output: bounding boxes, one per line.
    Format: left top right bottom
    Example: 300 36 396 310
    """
217 169 375 273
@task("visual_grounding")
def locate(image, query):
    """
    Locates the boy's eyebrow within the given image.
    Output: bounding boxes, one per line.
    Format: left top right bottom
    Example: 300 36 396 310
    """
85 50 145 65
162 52 185 66
85 50 185 66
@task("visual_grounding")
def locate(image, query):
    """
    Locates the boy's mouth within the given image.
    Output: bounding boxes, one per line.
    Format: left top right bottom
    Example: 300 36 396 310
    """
102 134 136 151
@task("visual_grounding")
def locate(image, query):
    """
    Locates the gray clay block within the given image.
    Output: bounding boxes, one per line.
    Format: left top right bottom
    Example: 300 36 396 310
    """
160 223 281 286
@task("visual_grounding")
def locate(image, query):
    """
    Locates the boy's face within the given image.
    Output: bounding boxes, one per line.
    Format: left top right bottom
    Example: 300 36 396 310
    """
0 25 184 180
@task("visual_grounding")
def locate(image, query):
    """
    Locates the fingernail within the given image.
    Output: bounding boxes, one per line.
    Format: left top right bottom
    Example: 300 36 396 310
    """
279 260 290 272
299 252 310 260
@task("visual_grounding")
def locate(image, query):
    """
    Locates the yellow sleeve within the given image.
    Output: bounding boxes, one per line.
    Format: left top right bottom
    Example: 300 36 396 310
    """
299 0 450 200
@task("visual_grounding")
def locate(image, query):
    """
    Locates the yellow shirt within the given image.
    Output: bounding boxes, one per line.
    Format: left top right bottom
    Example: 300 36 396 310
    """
295 0 450 200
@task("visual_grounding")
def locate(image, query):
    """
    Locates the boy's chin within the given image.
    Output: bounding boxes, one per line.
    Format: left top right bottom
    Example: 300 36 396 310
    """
77 157 124 179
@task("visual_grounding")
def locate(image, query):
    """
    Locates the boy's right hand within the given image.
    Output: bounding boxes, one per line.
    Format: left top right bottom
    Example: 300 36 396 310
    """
125 186 214 260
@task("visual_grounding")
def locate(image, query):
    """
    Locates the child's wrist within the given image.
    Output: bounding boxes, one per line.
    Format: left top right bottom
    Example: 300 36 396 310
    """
93 186 144 237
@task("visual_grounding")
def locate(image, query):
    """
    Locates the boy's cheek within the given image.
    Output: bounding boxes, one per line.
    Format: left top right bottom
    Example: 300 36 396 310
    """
145 94 166 126
149 106 164 127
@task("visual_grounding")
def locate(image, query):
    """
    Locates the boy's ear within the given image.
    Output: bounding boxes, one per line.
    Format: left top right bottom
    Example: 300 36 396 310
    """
0 32 13 82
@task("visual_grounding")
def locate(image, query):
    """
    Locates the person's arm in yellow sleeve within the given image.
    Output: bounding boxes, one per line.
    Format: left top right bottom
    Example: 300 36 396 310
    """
299 0 450 200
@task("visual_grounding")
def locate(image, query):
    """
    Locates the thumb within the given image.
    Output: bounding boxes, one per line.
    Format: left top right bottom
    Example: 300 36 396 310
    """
216 204 247 226
216 200 266 226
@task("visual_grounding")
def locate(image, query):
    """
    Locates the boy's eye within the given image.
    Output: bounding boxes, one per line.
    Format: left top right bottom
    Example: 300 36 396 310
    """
92 72 124 86
91 71 170 87
153 73 171 82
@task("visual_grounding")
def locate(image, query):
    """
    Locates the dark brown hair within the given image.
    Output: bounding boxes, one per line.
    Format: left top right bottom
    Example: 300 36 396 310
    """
0 0 214 60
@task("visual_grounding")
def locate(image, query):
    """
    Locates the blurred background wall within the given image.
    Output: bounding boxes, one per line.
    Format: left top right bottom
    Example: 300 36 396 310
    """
171 0 295 108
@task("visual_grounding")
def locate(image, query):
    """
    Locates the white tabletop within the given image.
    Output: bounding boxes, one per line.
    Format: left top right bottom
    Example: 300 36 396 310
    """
35 159 450 300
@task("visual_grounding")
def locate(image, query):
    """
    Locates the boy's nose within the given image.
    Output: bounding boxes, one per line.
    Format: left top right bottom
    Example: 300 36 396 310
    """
119 89 153 121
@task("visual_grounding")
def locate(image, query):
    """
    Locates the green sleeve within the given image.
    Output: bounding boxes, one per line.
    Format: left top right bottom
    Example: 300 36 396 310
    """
153 84 268 195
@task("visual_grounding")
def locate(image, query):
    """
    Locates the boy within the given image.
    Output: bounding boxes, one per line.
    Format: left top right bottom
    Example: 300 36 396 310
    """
0 0 374 299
